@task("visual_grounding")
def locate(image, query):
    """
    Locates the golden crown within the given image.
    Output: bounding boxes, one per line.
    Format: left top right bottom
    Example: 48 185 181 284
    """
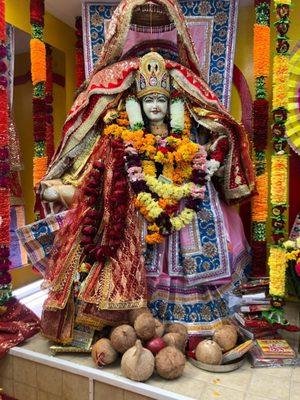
136 52 170 98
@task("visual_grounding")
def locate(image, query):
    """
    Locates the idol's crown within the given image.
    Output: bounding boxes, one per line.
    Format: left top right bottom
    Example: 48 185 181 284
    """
136 52 170 98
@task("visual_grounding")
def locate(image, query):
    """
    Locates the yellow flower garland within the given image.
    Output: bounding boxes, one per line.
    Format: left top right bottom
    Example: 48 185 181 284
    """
144 174 193 201
272 55 289 110
274 0 291 4
270 155 288 204
170 208 196 231
136 192 196 232
269 246 287 297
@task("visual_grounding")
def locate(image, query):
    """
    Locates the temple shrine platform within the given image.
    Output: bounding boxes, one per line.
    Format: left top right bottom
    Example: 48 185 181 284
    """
0 282 299 400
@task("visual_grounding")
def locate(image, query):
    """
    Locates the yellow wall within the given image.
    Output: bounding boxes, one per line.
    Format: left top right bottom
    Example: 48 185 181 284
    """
6 0 75 110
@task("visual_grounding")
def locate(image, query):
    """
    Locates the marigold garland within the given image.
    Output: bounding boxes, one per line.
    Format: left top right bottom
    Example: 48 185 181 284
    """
272 55 289 109
30 0 47 196
30 39 46 85
0 0 12 308
33 156 48 186
268 0 292 300
252 172 268 222
270 154 288 204
253 24 270 78
104 108 209 244
269 246 287 297
251 0 270 276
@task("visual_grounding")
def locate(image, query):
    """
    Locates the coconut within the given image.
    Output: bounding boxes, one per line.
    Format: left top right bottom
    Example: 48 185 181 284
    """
91 338 118 366
166 323 188 341
195 340 223 365
134 313 156 341
163 332 186 353
213 325 238 352
154 319 164 338
121 340 155 381
128 308 151 326
155 346 186 379
110 324 137 353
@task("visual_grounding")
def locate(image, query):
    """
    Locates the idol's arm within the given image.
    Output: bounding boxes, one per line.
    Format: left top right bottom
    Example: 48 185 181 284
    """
42 181 76 208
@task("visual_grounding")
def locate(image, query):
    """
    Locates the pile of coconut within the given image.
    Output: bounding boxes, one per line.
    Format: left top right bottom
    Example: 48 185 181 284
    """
91 308 187 382
195 324 238 365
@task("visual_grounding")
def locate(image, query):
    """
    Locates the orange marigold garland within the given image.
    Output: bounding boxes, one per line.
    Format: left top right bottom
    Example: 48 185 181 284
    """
253 24 270 78
268 0 292 300
30 38 46 85
0 0 13 309
251 0 270 276
30 0 47 204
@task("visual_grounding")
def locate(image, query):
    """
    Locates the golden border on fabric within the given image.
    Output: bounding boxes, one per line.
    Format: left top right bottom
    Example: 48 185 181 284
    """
98 261 112 310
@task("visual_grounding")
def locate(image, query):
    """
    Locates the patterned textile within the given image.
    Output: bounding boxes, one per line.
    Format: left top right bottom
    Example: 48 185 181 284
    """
148 247 250 335
9 206 27 269
16 212 66 276
147 197 251 335
145 184 231 285
0 298 40 359
82 0 238 108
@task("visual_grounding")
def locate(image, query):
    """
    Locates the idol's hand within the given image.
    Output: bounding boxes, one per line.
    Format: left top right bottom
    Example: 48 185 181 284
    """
42 183 75 208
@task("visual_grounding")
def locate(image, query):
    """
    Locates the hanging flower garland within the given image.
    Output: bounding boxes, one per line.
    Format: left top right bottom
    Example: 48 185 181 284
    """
0 0 12 311
268 0 291 298
30 0 47 188
45 44 54 163
251 0 271 276
75 16 85 89
103 102 213 245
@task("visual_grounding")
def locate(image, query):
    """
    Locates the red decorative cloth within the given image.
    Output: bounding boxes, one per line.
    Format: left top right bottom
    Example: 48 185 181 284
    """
0 298 40 358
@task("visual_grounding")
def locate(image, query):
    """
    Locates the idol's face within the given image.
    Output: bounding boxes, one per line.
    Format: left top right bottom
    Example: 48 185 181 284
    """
142 93 168 124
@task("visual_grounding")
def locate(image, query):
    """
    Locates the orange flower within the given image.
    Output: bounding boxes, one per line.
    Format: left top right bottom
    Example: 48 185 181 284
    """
30 39 46 85
254 24 270 78
116 118 130 127
33 156 48 186
252 172 268 222
146 233 164 244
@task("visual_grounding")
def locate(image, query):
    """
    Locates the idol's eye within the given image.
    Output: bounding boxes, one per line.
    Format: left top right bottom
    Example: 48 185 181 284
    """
143 96 154 103
157 96 167 103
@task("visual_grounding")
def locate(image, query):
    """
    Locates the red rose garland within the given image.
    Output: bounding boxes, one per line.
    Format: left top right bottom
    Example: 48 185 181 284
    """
45 45 54 162
80 140 129 263
0 0 12 310
75 17 85 89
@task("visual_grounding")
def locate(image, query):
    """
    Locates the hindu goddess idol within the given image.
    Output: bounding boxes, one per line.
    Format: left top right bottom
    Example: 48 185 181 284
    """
37 0 255 343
